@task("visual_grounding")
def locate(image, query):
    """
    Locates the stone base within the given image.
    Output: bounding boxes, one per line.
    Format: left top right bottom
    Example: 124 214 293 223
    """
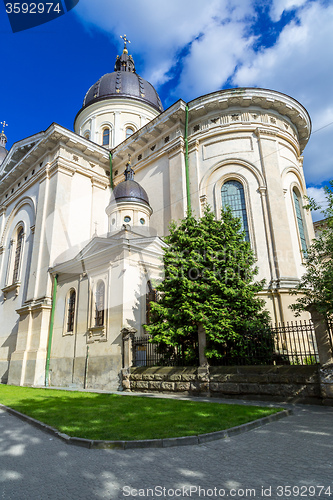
319 363 333 405
123 365 322 403
49 355 122 391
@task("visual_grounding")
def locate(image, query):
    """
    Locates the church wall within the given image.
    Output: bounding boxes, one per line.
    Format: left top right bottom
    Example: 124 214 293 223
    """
135 155 174 235
0 196 36 383
2 135 111 387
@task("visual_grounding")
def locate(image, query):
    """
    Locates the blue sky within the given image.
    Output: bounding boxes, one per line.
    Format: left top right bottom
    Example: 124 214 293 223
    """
1 0 332 217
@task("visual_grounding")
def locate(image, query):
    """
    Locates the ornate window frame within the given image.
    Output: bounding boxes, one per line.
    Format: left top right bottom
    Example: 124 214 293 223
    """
100 122 113 148
125 126 135 140
2 222 26 299
63 287 77 336
291 184 309 260
215 173 256 253
88 274 108 342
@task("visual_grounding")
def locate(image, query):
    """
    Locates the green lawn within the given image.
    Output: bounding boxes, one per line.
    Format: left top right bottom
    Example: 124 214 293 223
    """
0 385 281 441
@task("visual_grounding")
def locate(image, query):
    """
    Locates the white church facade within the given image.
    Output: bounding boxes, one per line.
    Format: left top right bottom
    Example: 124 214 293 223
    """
0 39 314 389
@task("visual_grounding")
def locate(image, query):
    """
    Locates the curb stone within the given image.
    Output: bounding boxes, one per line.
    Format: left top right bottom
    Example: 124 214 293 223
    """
0 404 292 449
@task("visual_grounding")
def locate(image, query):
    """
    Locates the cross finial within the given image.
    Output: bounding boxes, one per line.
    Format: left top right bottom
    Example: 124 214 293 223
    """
120 34 131 52
0 121 8 134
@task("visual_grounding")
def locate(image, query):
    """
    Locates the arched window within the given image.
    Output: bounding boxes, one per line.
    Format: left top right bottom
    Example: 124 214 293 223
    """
66 289 76 333
146 280 157 325
221 180 250 241
102 128 110 147
12 227 24 283
84 132 90 140
293 189 308 256
95 280 105 327
126 127 134 139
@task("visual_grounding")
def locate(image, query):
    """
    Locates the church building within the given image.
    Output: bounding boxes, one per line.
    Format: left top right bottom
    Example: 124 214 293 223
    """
0 37 314 389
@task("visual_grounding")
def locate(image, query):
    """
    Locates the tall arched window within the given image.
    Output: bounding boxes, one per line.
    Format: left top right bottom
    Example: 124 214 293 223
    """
293 189 308 256
95 280 105 327
66 289 76 333
126 127 134 139
12 227 24 283
102 128 110 147
221 180 250 241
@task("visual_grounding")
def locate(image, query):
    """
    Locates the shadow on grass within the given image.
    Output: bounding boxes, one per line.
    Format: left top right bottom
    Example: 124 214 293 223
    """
0 385 281 441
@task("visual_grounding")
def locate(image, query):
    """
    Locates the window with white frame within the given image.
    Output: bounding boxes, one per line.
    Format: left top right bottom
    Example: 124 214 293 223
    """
221 180 250 241
102 127 111 147
293 188 308 257
65 288 76 333
126 127 134 139
12 226 24 283
94 280 105 327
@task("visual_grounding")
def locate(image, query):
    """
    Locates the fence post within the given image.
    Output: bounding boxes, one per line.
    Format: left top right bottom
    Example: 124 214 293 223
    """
308 307 333 366
198 322 208 366
308 307 333 405
121 327 137 369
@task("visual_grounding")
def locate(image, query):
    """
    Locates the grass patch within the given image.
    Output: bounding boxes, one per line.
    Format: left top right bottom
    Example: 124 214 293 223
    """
0 385 281 441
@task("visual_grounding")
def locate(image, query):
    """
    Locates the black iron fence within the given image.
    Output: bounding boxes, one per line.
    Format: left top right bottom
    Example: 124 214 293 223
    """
132 337 185 367
132 320 322 367
270 321 319 366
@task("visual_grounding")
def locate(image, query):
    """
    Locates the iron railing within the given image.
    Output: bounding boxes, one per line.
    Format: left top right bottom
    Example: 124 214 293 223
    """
132 320 321 367
132 337 186 367
270 320 319 365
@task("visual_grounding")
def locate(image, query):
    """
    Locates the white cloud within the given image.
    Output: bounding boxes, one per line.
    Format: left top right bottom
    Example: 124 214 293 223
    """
74 0 253 87
269 0 309 21
172 20 255 101
74 0 333 186
234 1 333 184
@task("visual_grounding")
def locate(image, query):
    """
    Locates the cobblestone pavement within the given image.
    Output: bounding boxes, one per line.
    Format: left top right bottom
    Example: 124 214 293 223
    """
0 403 332 500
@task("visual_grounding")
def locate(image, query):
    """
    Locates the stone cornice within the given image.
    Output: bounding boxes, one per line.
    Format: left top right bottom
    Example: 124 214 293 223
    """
188 88 311 152
0 123 110 198
16 298 52 315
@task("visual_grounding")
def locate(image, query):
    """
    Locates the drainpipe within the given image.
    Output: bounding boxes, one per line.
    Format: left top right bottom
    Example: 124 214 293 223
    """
185 105 191 212
109 152 114 190
45 273 58 387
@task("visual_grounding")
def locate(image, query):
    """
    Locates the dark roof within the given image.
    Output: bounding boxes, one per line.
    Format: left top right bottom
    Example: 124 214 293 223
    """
79 48 163 116
113 179 150 205
83 71 163 113
112 162 150 206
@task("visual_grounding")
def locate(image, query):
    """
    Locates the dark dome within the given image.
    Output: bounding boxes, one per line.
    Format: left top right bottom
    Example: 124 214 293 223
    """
113 179 150 206
83 71 163 113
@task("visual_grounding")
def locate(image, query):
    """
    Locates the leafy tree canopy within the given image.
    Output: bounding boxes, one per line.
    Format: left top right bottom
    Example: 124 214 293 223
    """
290 180 333 318
145 206 271 364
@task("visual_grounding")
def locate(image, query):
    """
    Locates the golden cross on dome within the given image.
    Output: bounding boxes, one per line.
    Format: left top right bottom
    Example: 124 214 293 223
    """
120 34 131 51
0 121 8 134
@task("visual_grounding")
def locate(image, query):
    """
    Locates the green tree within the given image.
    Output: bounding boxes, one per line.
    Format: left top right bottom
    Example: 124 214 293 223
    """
144 206 272 365
290 180 333 318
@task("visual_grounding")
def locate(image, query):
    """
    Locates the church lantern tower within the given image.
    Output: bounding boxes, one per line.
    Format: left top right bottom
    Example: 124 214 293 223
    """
106 157 153 232
74 35 163 148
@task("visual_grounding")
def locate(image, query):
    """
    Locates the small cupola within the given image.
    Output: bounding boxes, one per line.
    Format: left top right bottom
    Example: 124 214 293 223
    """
106 157 153 232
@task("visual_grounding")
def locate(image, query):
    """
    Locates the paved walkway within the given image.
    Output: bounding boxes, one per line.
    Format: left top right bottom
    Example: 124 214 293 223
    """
0 401 332 500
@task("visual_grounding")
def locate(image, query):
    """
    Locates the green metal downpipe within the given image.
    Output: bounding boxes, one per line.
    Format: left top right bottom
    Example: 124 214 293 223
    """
45 273 58 387
185 105 191 211
109 152 114 190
